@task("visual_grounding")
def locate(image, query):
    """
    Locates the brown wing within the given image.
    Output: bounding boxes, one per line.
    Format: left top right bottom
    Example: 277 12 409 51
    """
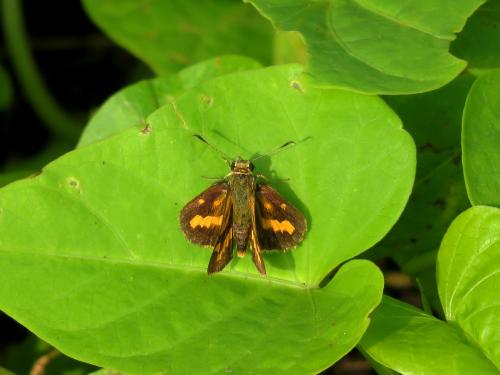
180 182 230 247
207 200 233 274
250 192 266 275
255 183 307 250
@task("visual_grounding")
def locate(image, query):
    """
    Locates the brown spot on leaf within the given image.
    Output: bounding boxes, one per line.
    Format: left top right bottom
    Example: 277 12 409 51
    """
201 95 214 106
140 123 152 134
290 80 304 93
67 177 81 192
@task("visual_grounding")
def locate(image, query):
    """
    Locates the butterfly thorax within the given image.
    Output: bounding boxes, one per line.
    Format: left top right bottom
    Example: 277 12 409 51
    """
228 159 255 255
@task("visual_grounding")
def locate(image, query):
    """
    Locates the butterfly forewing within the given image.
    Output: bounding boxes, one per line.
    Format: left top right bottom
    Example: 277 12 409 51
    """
180 182 230 247
255 183 307 250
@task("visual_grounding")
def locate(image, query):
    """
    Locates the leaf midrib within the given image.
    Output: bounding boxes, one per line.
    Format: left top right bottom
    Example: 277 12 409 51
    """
0 248 314 290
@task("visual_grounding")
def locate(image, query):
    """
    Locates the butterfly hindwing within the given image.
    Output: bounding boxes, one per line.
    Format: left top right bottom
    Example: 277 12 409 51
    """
180 181 230 247
250 192 266 275
255 183 307 250
207 205 233 274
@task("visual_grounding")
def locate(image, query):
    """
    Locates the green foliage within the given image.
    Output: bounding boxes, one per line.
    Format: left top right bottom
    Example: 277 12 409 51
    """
82 0 273 75
78 55 262 147
1 0 500 373
462 69 500 206
360 206 500 374
0 64 416 372
371 75 473 311
249 0 482 94
451 0 500 73
438 206 500 366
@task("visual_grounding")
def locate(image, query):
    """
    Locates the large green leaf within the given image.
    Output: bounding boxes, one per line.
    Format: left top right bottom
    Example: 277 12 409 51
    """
0 65 412 373
360 206 500 373
249 0 482 94
451 0 500 73
438 206 500 368
462 69 500 207
82 0 273 75
78 55 262 147
370 75 472 311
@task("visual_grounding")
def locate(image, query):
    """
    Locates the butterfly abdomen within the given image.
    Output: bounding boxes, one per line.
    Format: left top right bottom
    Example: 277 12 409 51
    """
229 171 255 255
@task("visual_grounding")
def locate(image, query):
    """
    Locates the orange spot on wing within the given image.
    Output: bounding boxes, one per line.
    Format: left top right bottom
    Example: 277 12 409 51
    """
262 219 295 234
213 197 224 208
197 198 205 205
189 215 223 228
264 202 273 210
280 203 287 210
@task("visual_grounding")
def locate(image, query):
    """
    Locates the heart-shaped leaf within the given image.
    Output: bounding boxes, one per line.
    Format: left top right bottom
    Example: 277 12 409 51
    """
78 55 262 147
438 206 500 366
82 0 273 75
0 65 412 372
463 69 500 206
360 206 500 373
249 0 483 94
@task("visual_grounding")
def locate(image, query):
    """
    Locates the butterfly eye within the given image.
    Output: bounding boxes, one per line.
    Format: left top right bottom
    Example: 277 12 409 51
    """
249 162 255 171
230 161 236 169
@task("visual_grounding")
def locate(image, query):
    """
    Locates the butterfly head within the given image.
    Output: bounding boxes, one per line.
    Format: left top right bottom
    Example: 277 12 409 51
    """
231 158 254 173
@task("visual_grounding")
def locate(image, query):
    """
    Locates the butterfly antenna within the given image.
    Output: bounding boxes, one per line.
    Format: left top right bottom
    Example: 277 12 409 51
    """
251 141 296 162
193 135 232 164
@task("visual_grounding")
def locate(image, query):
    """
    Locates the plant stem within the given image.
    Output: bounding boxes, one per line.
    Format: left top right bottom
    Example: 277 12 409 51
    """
1 0 82 141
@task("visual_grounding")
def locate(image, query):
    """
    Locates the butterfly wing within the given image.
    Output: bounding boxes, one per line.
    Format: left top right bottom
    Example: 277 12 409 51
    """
255 183 307 250
207 199 233 274
180 181 230 247
250 191 266 275
180 181 234 274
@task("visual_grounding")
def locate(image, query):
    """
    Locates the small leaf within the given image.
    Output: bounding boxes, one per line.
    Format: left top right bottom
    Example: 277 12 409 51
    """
438 206 500 367
462 69 500 206
78 55 262 147
82 0 273 75
249 0 483 94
